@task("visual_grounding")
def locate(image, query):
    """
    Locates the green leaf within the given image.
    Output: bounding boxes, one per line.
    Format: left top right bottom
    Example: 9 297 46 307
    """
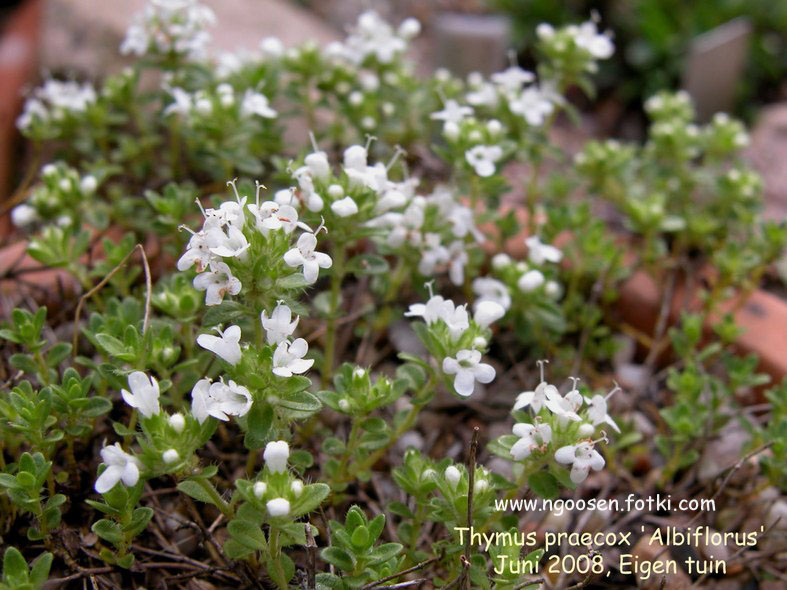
321 547 354 572
124 507 153 537
92 519 123 545
177 480 216 506
223 539 254 560
244 402 273 449
227 520 266 551
29 551 53 586
527 471 558 500
277 390 322 419
367 543 403 565
348 254 389 276
2 547 28 585
291 483 330 517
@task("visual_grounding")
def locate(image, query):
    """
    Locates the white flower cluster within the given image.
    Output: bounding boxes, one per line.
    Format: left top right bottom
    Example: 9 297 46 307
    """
490 235 563 297
121 0 216 60
325 10 420 66
405 292 504 397
17 79 97 132
509 362 619 484
11 162 98 228
163 84 277 122
368 183 484 286
178 180 330 304
466 65 556 128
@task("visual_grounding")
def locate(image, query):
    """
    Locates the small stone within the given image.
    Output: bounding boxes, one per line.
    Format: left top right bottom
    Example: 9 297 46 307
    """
629 534 693 590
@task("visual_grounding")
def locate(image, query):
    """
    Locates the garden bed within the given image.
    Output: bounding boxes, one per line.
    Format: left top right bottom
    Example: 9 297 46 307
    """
0 3 785 590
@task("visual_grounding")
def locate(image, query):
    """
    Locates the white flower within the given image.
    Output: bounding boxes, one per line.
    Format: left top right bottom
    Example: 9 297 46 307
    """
283 232 332 284
191 378 252 423
518 269 545 292
272 338 314 377
11 204 38 227
209 226 250 261
573 21 614 59
431 99 473 124
305 151 331 180
545 280 561 298
466 81 498 107
513 382 556 413
121 0 215 60
473 277 511 311
331 196 359 217
474 300 505 328
491 66 534 94
193 261 241 306
584 386 620 433
554 442 605 483
510 422 552 460
95 443 140 493
162 449 180 464
447 241 468 286
465 145 503 177
491 253 511 269
197 325 242 366
177 227 222 272
121 371 160 418
398 17 421 39
442 349 495 397
526 236 563 264
260 37 284 58
266 498 290 517
444 465 461 488
81 175 98 194
418 233 449 276
509 87 554 126
168 413 185 433
253 481 267 499
263 440 289 473
241 90 277 118
261 303 299 345
544 387 582 422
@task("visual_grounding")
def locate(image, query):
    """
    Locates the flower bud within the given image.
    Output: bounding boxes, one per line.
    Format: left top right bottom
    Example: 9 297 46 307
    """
327 184 344 199
545 280 561 298
443 121 460 141
491 253 511 269
474 479 488 494
331 196 359 217
421 468 436 481
305 152 331 180
338 398 351 412
291 480 304 497
263 440 289 473
518 269 545 293
80 175 98 194
266 497 290 517
474 300 505 328
473 336 487 349
42 163 57 177
162 449 180 464
578 423 595 437
398 18 421 39
168 413 185 433
253 481 267 499
444 465 461 489
343 145 367 169
487 119 502 135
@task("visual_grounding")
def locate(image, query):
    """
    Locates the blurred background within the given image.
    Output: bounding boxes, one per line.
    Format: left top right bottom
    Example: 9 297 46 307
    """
1 0 786 219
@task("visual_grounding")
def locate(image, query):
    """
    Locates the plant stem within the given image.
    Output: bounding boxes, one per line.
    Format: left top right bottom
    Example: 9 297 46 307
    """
193 477 234 519
267 526 290 590
322 244 346 386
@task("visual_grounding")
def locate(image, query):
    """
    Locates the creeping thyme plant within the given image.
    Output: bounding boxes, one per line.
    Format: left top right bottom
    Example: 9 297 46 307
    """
1 1 786 588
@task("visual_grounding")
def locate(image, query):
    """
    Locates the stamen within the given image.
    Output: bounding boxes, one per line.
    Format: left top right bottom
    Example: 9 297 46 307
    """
194 198 208 218
255 180 266 207
314 216 328 236
424 280 435 298
364 133 377 151
606 382 621 400
308 130 320 153
568 376 581 391
592 431 609 445
226 178 242 202
386 145 407 171
536 359 549 383
507 49 518 68
178 224 196 235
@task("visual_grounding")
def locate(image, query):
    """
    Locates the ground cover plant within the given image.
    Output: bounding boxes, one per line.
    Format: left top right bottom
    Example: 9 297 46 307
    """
1 1 786 589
